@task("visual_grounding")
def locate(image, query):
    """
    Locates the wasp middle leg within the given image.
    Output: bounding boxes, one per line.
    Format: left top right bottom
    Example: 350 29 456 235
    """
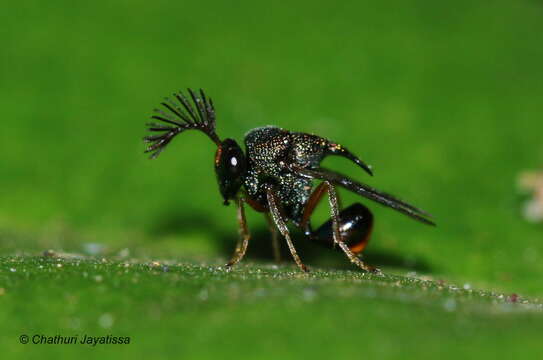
265 184 309 272
265 213 281 263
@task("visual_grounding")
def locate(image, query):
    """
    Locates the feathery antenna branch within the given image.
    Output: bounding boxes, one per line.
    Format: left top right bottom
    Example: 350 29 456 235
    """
143 88 220 159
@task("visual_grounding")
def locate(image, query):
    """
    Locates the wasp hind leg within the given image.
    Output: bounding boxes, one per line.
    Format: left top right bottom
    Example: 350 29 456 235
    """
314 203 374 255
301 182 379 273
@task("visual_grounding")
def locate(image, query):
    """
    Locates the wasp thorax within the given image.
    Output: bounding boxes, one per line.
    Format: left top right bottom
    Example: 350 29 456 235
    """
214 138 247 205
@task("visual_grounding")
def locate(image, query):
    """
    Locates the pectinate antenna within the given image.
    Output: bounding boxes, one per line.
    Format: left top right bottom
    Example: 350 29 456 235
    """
143 88 221 159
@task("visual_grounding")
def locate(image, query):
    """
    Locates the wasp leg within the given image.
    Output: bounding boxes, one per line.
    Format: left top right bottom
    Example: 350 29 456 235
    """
265 213 281 263
309 203 374 254
302 181 378 273
300 182 328 236
326 182 379 273
265 185 309 272
226 197 250 268
301 183 374 254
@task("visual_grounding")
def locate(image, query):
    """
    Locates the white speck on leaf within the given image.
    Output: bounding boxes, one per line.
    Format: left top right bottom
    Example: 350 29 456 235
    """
98 313 114 329
197 289 209 301
443 298 457 312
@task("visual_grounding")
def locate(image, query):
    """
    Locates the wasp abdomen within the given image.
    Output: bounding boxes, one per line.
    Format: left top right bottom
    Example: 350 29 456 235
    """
313 203 374 254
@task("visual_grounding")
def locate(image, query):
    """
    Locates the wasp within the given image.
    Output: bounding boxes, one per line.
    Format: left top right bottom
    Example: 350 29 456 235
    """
144 89 434 272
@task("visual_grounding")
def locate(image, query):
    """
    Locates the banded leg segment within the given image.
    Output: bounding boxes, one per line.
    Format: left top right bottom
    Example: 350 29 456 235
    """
226 197 251 267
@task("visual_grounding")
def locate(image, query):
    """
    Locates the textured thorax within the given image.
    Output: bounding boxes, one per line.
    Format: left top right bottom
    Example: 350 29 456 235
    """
242 126 329 221
244 126 291 177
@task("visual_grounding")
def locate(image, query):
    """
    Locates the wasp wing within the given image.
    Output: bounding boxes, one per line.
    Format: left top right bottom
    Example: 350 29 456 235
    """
294 166 435 226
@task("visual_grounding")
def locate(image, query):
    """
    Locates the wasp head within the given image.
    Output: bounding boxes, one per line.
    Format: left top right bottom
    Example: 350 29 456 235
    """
215 138 247 205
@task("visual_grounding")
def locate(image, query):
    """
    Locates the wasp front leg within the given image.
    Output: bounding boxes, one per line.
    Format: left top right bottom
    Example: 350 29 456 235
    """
226 197 251 268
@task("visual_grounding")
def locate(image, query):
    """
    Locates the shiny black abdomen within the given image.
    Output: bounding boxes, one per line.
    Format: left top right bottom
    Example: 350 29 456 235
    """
313 203 374 253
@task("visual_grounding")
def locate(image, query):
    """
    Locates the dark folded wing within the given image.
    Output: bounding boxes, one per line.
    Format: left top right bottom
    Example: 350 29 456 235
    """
294 167 435 226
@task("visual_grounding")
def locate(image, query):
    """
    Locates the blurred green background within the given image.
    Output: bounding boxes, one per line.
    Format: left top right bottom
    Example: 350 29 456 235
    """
2 0 543 358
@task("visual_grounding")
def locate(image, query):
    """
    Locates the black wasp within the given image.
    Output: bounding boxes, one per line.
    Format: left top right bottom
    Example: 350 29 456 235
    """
144 89 434 272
